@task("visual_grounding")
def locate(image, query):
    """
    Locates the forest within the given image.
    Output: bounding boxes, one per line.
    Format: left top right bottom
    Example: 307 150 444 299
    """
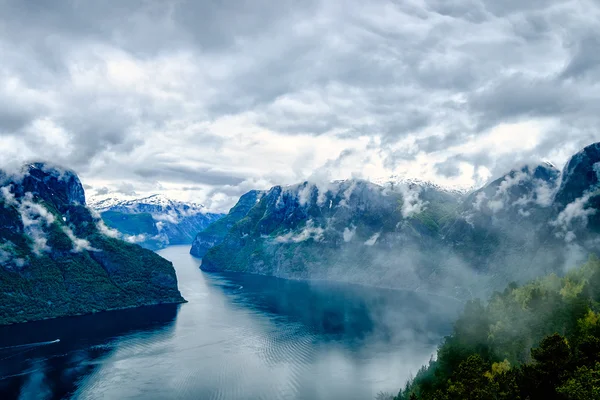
396 255 600 400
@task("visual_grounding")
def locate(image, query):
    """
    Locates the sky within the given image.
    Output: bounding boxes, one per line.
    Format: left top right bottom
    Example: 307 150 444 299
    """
0 0 599 212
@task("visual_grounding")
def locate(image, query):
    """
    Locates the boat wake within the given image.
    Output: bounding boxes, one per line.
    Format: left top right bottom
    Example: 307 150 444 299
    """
0 339 60 351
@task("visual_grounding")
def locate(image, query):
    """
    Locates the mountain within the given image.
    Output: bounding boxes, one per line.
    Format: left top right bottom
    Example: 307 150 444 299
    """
553 142 600 237
0 163 185 325
440 162 566 283
200 179 480 298
190 190 265 258
199 143 600 299
555 143 600 207
89 194 224 250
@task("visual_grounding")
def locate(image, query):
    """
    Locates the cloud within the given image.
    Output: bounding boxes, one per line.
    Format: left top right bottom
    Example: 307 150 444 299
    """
114 182 138 197
473 167 558 214
399 185 427 218
274 220 325 243
95 187 110 196
364 232 380 246
124 234 150 244
0 0 599 211
343 226 356 242
473 192 487 211
551 191 598 242
0 242 27 268
62 226 97 252
14 192 55 255
95 219 121 239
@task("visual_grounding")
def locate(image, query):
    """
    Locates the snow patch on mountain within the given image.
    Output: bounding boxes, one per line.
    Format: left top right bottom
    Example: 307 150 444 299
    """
373 175 472 196
89 194 207 214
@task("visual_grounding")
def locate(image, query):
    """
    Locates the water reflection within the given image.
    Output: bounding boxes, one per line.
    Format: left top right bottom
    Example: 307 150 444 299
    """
0 246 460 400
0 305 179 399
208 272 458 346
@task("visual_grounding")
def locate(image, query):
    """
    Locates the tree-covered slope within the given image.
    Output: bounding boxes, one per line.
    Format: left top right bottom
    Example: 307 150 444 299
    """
0 163 185 326
396 255 600 400
190 190 265 258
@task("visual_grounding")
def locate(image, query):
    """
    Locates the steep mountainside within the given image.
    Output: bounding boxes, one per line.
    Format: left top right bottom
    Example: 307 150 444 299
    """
190 190 265 258
90 194 223 250
0 163 184 325
441 162 566 283
554 142 600 237
200 143 600 299
201 180 480 298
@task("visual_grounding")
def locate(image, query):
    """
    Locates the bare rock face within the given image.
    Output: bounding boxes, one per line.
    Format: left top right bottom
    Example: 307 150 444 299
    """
555 142 600 208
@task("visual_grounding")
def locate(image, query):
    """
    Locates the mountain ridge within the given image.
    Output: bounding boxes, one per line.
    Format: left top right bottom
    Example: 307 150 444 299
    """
0 162 185 326
89 193 224 250
196 143 600 299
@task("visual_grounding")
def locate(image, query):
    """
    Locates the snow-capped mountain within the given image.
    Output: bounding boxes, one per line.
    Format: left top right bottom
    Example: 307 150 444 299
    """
89 194 224 250
90 194 207 215
198 143 600 300
372 175 472 196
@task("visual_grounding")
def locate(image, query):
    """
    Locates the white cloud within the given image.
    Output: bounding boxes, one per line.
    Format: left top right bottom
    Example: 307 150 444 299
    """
96 219 121 239
274 220 325 243
551 191 598 241
0 0 599 212
473 192 487 211
399 185 427 218
339 180 357 208
343 225 356 242
124 234 149 244
16 193 55 255
553 192 597 229
0 185 18 206
62 226 97 252
297 184 313 206
364 232 380 246
0 242 27 268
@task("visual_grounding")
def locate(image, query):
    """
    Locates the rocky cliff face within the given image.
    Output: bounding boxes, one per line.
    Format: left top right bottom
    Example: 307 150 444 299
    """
553 143 600 238
90 194 223 250
200 143 600 299
555 143 600 207
190 190 265 258
0 163 185 326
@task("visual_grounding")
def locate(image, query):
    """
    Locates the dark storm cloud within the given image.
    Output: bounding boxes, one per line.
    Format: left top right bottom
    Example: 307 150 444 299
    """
0 0 599 211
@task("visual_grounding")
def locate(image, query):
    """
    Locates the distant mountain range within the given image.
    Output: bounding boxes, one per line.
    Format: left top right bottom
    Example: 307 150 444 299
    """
89 194 223 250
195 143 600 300
0 163 184 325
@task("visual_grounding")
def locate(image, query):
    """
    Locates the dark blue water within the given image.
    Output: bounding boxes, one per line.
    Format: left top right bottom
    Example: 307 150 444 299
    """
0 246 460 400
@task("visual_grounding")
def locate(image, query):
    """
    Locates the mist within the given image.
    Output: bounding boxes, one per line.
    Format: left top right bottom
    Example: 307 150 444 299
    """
3 0 600 398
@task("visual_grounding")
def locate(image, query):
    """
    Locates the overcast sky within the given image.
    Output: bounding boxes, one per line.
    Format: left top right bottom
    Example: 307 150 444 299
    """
0 0 599 212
